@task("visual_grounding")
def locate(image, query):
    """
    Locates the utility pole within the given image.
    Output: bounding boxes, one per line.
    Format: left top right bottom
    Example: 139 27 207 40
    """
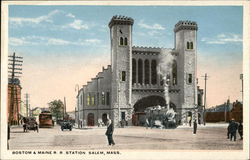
240 74 243 102
202 73 209 126
25 93 29 117
8 52 23 125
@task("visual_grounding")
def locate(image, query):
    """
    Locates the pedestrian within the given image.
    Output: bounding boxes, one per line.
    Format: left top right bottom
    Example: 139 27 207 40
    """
227 120 232 139
238 120 243 140
35 121 39 133
23 123 27 132
193 119 197 135
7 124 10 149
229 118 238 141
105 119 115 146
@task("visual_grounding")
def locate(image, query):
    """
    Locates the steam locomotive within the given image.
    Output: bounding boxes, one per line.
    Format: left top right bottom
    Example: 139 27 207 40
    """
145 105 178 129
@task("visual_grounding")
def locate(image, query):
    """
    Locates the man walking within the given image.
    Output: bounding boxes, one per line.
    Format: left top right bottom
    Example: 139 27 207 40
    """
227 120 232 139
193 119 197 135
229 118 238 141
105 119 115 146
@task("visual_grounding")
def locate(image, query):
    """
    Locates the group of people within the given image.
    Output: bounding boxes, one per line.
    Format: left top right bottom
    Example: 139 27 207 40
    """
227 119 243 141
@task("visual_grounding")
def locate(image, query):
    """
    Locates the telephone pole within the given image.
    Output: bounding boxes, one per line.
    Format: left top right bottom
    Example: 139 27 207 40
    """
25 93 29 117
201 73 209 126
8 52 23 125
240 74 243 102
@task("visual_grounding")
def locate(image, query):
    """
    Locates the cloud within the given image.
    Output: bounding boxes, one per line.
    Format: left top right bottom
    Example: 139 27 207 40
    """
10 10 60 26
9 36 102 46
47 38 71 45
138 20 165 30
67 19 89 30
66 13 75 18
201 33 242 44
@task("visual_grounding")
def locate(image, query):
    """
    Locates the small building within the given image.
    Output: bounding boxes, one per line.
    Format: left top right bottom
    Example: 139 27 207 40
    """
205 100 242 122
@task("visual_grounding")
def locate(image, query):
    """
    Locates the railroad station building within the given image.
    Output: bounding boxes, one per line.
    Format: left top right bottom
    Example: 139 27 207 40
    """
76 15 203 127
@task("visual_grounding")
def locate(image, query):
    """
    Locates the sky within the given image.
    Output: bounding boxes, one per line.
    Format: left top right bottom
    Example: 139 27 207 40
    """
8 5 243 112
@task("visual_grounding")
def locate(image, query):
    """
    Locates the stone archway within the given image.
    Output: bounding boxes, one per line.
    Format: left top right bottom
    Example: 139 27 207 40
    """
132 95 166 126
87 113 94 126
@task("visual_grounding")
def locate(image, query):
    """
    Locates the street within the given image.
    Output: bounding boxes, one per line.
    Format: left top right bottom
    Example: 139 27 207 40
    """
9 124 243 150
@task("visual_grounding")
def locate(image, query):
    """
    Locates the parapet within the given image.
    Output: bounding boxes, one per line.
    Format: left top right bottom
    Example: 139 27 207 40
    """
174 20 198 32
109 15 134 28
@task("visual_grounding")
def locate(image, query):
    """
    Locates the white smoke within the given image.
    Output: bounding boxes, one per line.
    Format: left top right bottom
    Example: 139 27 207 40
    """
157 49 174 110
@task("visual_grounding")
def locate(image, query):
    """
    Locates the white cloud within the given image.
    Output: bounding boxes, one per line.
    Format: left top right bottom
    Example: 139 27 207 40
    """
10 10 60 26
47 38 71 45
9 37 38 46
67 19 89 30
201 33 242 44
138 20 165 30
66 13 75 18
9 36 102 46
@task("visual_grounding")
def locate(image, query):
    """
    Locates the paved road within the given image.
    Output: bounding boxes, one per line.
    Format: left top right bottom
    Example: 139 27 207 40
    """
9 124 243 150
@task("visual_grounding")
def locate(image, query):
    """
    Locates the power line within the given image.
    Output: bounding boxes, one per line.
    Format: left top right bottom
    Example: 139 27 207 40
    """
201 73 209 126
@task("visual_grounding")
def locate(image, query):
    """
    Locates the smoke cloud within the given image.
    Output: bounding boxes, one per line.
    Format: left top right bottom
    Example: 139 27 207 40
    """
157 49 174 109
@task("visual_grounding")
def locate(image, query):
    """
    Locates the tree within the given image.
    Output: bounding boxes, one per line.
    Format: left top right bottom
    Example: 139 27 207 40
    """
48 99 64 121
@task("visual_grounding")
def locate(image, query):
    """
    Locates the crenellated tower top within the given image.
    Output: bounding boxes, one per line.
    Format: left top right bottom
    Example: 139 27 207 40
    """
108 15 134 28
174 20 198 32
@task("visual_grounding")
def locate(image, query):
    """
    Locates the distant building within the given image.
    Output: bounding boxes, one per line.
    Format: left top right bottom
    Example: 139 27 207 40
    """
205 100 242 122
77 15 203 126
7 78 22 125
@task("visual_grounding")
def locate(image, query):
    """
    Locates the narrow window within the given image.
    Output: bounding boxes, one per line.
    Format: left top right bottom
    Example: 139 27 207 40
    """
106 92 110 105
91 95 95 106
172 60 177 85
190 42 193 49
122 71 126 81
120 37 123 45
187 42 190 49
151 60 157 85
138 59 143 84
132 59 136 84
144 59 149 84
187 74 192 84
124 37 128 45
87 93 90 106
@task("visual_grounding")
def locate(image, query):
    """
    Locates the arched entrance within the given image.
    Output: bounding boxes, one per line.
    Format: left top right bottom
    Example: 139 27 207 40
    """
87 113 94 126
102 113 108 125
132 96 166 126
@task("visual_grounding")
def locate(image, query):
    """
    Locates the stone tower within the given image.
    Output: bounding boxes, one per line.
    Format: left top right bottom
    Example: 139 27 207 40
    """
174 21 198 121
109 15 134 126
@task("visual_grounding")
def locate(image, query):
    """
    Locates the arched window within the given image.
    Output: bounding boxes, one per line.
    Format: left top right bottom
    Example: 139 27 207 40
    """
190 42 193 49
151 60 157 85
87 93 90 106
172 60 177 85
132 59 136 84
187 42 190 49
144 59 149 84
120 37 123 45
124 37 128 45
138 59 143 84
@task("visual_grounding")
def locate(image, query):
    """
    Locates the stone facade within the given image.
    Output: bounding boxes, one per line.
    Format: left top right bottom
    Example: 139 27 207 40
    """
77 15 203 127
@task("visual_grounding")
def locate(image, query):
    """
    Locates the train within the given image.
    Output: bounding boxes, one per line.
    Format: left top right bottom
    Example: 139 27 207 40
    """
145 105 178 129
